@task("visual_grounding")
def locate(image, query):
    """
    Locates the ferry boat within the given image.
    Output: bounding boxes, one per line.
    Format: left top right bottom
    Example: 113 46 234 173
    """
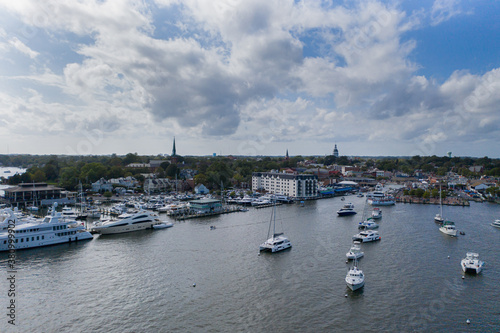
0 204 93 252
90 210 161 235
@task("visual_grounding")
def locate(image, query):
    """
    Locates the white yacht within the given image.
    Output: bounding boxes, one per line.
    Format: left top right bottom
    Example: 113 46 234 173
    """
91 210 161 235
345 261 365 291
238 195 256 206
439 221 457 237
259 200 291 253
491 219 500 228
371 208 382 219
365 183 385 199
346 241 364 260
61 205 79 220
352 230 381 242
461 252 484 274
337 203 357 216
358 219 379 230
367 196 396 206
0 205 93 252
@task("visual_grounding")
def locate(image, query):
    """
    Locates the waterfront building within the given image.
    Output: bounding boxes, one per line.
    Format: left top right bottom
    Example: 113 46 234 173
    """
252 172 318 199
2 183 66 207
189 198 222 213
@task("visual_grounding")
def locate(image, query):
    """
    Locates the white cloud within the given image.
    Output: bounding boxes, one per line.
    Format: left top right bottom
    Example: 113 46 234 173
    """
0 0 497 156
430 0 463 25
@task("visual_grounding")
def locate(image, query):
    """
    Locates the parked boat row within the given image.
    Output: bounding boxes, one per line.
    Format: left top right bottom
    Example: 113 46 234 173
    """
0 201 173 251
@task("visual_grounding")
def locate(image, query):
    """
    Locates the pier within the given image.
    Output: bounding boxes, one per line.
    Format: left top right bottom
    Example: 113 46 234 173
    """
396 196 470 206
172 206 243 220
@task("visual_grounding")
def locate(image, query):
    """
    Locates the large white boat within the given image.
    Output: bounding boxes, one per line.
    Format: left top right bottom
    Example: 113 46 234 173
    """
491 219 500 228
345 261 365 291
365 183 385 199
91 210 162 235
352 230 381 242
461 252 484 274
439 221 457 237
346 241 364 260
259 200 291 253
337 203 357 216
0 205 93 252
61 205 79 220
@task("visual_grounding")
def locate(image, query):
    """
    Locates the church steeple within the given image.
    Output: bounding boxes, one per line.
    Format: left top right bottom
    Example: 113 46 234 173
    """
333 144 339 157
172 137 176 157
285 149 289 160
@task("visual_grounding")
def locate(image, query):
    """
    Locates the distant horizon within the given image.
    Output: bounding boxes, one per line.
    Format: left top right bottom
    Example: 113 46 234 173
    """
0 153 498 160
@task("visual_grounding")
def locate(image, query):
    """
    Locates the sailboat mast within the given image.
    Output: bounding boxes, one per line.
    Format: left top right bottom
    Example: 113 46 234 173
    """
440 184 443 216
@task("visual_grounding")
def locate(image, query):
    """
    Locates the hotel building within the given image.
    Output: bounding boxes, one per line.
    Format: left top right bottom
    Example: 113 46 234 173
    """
252 172 318 199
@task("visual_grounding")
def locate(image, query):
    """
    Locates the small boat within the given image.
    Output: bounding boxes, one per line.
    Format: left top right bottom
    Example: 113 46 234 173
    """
153 222 173 229
352 230 381 242
371 208 382 219
434 214 444 224
491 219 500 228
439 221 457 237
461 252 484 274
346 241 364 260
357 193 364 198
358 219 379 230
345 260 365 291
337 203 357 216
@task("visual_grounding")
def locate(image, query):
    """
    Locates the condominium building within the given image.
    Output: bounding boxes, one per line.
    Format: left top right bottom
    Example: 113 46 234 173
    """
252 172 318 199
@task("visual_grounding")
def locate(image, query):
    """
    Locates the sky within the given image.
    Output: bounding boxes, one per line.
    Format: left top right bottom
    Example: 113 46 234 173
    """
0 0 499 158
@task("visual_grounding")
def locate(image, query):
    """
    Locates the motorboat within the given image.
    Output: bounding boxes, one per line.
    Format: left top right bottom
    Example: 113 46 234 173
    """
461 252 484 274
357 193 364 197
152 222 173 229
358 219 379 230
352 230 381 242
439 221 457 237
371 208 382 219
0 203 93 252
345 260 365 291
346 241 364 260
260 200 291 253
91 210 161 235
434 214 444 224
337 203 357 216
491 219 500 228
61 206 79 220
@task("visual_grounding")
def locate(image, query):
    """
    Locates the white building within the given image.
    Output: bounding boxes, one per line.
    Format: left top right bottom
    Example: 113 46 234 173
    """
252 172 318 199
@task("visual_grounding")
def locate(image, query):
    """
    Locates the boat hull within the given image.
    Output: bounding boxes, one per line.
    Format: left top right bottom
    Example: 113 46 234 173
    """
92 222 155 235
337 211 357 216
346 280 365 291
346 252 364 260
439 228 457 237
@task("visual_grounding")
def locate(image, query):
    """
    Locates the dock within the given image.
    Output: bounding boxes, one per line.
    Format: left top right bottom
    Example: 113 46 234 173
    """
173 206 243 220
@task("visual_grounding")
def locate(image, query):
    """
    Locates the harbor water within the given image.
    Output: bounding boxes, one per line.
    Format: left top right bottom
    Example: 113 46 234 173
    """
1 196 499 332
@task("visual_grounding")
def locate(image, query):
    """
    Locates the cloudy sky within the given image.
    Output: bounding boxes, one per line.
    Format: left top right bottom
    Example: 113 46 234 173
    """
0 0 499 157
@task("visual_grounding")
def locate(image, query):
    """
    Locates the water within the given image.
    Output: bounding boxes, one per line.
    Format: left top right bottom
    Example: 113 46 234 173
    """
1 197 499 332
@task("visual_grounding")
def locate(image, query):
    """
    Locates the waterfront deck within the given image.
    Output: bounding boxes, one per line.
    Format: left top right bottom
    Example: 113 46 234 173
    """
396 196 470 206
